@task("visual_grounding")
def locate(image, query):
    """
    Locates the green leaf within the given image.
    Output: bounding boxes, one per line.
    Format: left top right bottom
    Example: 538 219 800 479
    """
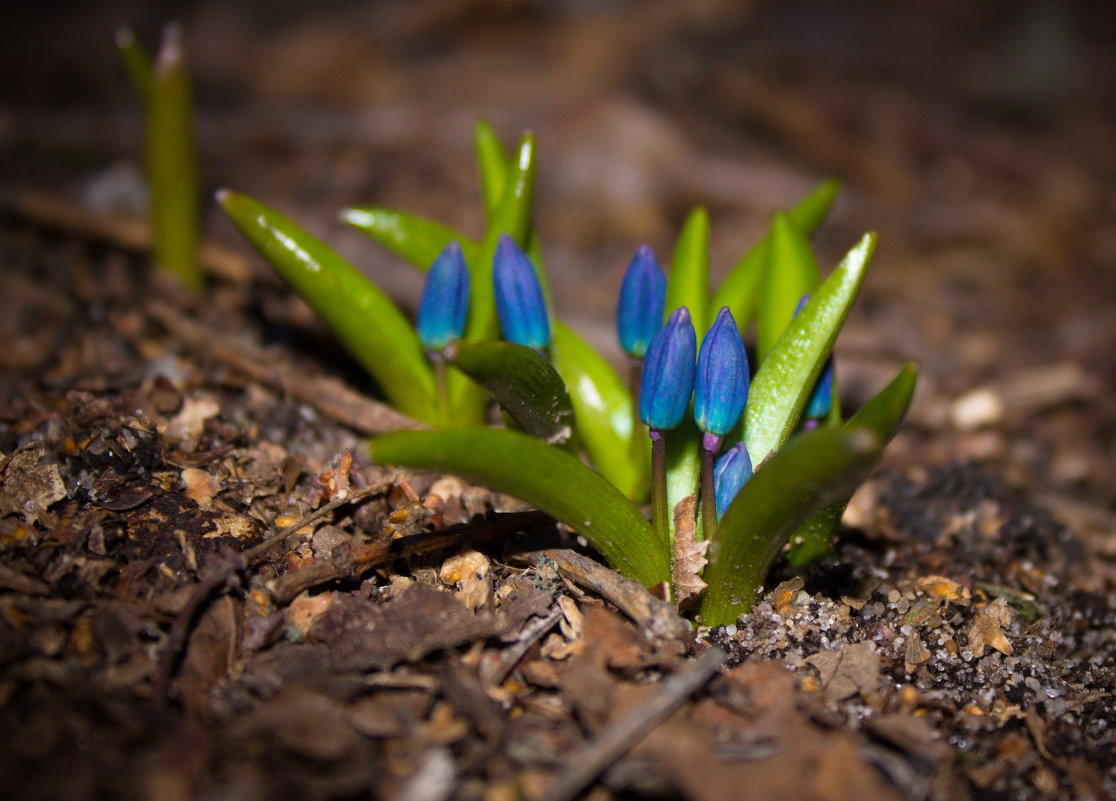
369 429 668 586
146 25 201 290
785 362 918 567
711 179 839 329
743 233 876 465
115 27 151 99
465 133 538 343
217 190 438 423
664 208 710 336
550 322 645 500
447 341 574 444
756 212 821 363
475 118 511 220
448 133 538 421
699 427 883 625
341 207 481 270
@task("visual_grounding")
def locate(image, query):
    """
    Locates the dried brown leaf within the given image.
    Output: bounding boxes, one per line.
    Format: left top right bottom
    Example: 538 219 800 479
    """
671 495 707 609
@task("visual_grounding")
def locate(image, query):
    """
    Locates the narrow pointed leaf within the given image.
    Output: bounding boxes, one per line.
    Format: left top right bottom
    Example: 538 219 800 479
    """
786 362 918 566
217 190 437 422
147 25 200 289
700 427 883 625
446 133 538 420
550 321 645 500
446 341 573 444
711 179 840 327
369 429 668 586
475 118 511 219
342 206 480 271
115 27 151 98
664 208 710 337
756 213 821 362
743 233 876 464
465 133 537 343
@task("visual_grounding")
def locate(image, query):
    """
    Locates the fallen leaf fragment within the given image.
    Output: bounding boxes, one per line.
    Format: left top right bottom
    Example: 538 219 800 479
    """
966 596 1015 657
0 443 66 525
805 642 881 701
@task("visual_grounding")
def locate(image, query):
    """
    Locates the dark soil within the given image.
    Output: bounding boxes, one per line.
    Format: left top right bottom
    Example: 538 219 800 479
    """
2 3 1114 800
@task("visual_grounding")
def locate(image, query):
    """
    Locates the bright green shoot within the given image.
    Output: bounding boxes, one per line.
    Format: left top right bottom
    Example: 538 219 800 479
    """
117 24 202 290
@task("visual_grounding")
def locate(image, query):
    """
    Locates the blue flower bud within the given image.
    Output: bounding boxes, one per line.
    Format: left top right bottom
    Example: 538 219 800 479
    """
805 356 834 419
616 245 666 358
639 307 696 430
417 241 470 350
714 442 752 519
694 306 749 437
493 234 550 349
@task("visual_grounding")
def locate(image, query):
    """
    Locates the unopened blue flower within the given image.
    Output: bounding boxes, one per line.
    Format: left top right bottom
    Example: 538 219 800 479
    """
493 234 550 349
694 306 749 437
805 356 834 419
417 241 470 350
639 307 696 430
616 245 666 358
714 442 752 519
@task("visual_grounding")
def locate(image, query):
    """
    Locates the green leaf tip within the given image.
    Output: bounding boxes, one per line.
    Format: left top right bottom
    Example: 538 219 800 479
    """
446 341 573 445
743 231 877 465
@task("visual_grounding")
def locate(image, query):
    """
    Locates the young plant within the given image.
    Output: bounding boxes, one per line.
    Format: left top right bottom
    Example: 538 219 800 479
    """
117 24 202 289
218 121 917 625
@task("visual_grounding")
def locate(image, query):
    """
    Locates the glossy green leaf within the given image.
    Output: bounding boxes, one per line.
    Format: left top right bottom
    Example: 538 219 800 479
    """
341 207 480 270
756 213 821 362
217 190 437 422
550 321 645 500
447 341 574 444
369 429 668 586
146 25 201 290
784 362 918 566
699 427 883 625
711 179 839 329
475 118 511 220
743 233 876 465
115 27 151 98
664 207 710 337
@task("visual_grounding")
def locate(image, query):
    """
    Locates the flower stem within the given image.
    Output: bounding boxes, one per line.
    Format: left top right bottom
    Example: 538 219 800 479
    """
431 350 449 422
700 432 719 541
650 429 668 548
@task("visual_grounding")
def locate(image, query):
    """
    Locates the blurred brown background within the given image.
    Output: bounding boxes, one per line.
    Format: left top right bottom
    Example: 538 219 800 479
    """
3 0 1114 523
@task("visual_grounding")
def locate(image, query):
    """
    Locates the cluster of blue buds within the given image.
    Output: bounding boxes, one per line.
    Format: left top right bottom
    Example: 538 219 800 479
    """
622 245 755 520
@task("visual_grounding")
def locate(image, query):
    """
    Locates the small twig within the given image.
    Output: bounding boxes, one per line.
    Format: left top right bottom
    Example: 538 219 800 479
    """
147 300 424 435
514 548 691 650
0 188 253 283
540 647 725 801
482 605 564 686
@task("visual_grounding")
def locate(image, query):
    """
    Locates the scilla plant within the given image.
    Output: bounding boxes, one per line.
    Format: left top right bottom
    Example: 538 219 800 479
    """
219 121 916 625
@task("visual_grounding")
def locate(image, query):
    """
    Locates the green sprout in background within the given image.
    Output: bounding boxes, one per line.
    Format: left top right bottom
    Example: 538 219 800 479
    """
116 24 202 290
219 120 917 626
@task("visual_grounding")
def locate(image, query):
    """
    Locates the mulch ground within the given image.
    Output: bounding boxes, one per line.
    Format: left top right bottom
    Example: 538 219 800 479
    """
2 3 1115 800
